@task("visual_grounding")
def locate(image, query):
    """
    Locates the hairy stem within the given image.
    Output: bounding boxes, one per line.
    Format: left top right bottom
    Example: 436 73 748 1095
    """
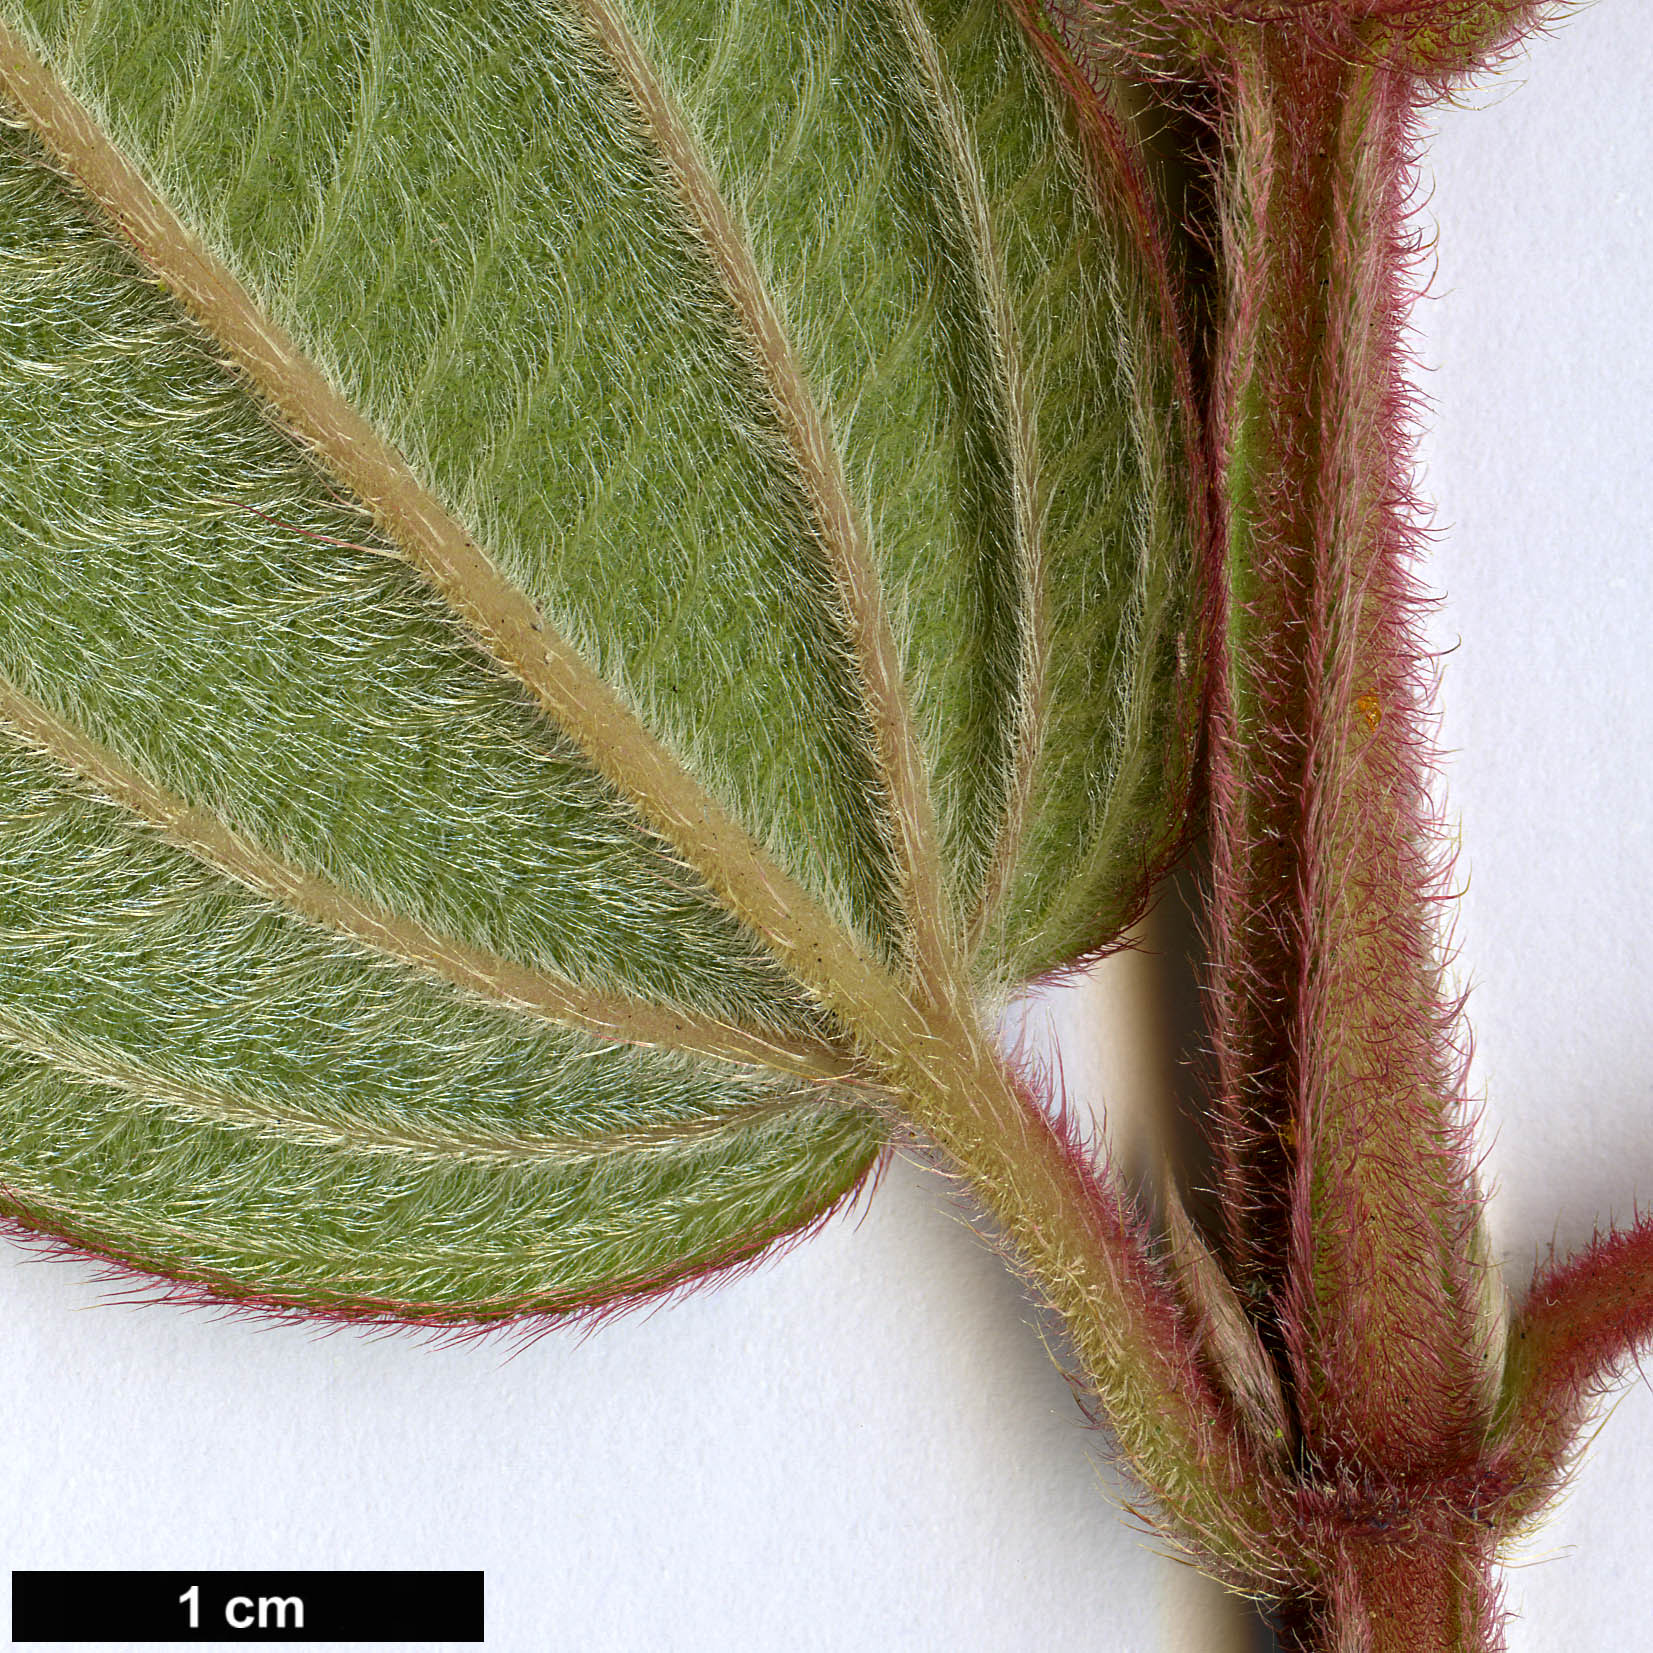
1205 36 1492 1481
1275 1523 1501 1653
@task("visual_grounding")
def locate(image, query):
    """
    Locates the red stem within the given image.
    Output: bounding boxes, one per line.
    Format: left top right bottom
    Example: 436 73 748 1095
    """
1202 33 1495 1482
1275 1523 1503 1653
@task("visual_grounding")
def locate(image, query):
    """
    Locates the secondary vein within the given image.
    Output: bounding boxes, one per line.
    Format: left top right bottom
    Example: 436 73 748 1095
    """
885 0 1047 949
0 1004 819 1169
0 676 868 1087
565 0 963 994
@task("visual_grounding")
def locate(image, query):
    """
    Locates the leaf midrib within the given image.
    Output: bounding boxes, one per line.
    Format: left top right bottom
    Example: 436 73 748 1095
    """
0 7 1032 1102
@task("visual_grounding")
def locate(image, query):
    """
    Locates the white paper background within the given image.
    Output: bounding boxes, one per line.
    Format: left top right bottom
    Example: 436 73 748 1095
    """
2 6 1651 1648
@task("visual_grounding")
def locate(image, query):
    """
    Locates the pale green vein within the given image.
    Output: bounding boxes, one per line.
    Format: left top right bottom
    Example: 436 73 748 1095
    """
0 1005 822 1169
564 0 962 994
884 0 1045 947
0 676 867 1085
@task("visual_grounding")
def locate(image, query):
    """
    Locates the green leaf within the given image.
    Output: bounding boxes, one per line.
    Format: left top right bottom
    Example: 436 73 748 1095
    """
0 0 1198 1320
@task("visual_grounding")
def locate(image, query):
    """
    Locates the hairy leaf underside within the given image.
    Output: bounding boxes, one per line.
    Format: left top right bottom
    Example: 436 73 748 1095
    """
0 0 1197 1318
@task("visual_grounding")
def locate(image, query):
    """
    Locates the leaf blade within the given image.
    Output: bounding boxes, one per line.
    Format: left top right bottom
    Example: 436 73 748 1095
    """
0 0 1205 1316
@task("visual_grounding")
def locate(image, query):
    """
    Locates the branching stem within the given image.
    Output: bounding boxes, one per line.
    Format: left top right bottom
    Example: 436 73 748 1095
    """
15 5 1652 1641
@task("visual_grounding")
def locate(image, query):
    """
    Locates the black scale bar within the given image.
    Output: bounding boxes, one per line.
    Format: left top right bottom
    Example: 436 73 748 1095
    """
11 1571 484 1643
